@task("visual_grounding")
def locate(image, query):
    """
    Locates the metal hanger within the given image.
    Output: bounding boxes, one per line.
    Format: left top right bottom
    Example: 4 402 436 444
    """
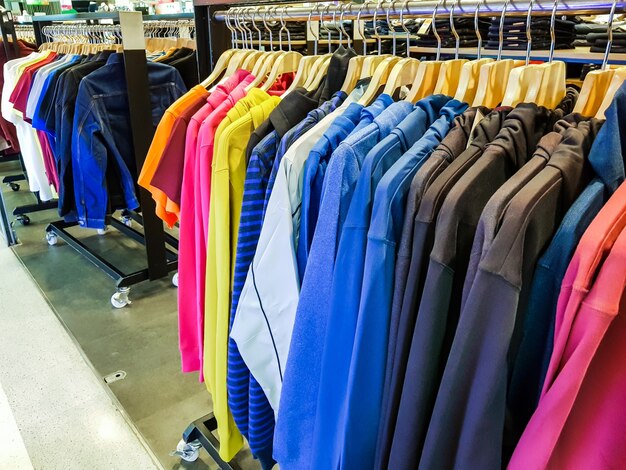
454 0 494 103
434 0 468 96
501 0 546 106
386 0 397 56
339 2 351 50
580 0 622 117
358 1 402 105
405 0 445 101
340 2 365 93
383 0 421 97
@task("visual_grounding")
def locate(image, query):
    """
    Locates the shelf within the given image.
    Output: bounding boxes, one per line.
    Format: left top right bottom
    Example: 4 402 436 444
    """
409 46 626 65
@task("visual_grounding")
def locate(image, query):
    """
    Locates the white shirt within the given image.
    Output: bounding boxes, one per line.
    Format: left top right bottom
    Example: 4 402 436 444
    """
3 54 55 201
25 54 75 122
231 97 356 414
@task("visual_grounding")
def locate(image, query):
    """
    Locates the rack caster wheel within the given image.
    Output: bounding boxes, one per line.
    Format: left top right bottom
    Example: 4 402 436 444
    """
172 439 201 462
97 227 107 235
111 287 131 309
17 215 30 226
46 232 58 246
121 215 133 227
172 272 179 287
9 182 19 191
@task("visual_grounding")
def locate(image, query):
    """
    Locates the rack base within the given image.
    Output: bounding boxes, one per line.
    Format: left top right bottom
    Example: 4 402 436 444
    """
182 413 242 470
46 212 178 291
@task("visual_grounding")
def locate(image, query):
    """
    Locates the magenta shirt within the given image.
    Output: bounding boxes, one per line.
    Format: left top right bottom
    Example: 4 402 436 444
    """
509 182 626 469
177 70 252 376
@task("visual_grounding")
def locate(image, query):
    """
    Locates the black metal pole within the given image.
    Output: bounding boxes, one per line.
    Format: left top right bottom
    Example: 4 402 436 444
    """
119 11 168 281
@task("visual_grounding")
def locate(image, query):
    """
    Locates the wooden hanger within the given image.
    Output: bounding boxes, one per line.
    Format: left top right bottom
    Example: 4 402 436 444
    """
359 3 393 81
261 51 302 92
531 60 566 108
200 10 242 88
595 67 626 119
358 55 401 105
405 1 446 102
454 2 493 104
406 60 443 102
241 50 265 71
338 4 365 94
305 55 332 92
259 7 303 92
434 2 467 96
383 58 421 96
472 0 523 108
381 1 421 98
575 0 621 116
501 0 546 107
342 56 366 93
526 1 567 108
246 51 283 91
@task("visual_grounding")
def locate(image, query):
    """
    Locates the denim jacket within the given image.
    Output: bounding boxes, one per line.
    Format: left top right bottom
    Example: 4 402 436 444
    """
72 53 186 228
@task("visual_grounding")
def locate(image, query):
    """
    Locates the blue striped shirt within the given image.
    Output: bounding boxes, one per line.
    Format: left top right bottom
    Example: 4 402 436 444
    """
227 91 345 468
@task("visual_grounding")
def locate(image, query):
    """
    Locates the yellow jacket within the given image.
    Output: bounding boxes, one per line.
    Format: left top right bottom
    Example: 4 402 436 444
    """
204 87 280 461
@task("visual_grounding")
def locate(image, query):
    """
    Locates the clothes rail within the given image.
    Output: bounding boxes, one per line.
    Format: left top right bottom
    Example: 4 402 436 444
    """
0 7 57 232
179 0 626 466
210 0 626 21
20 11 185 307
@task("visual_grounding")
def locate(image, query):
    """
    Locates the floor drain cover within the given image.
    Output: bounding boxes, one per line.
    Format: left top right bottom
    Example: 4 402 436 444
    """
104 370 127 384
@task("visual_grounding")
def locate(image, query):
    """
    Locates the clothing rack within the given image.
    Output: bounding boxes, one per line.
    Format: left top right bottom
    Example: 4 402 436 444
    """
0 10 57 229
176 0 626 466
24 11 192 307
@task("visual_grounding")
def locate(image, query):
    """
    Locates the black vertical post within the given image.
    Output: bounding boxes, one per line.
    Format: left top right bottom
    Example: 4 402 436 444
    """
194 4 210 79
194 3 229 79
119 11 168 280
207 4 230 67
0 8 20 59
32 19 51 48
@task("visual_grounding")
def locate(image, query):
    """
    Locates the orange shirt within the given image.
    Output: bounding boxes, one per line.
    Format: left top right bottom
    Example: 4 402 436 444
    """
138 85 209 226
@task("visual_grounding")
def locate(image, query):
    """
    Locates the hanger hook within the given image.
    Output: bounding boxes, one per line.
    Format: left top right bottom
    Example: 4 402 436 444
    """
602 0 619 70
339 3 351 49
373 0 384 55
323 3 333 53
497 0 509 61
262 7 272 50
246 8 255 49
548 0 558 63
357 1 368 56
283 6 292 51
225 9 234 48
433 0 444 61
250 8 262 50
333 5 342 46
386 0 397 56
233 8 242 48
308 6 319 55
474 0 485 59
400 0 411 57
237 8 247 49
450 0 461 59
525 0 534 66
277 6 284 51
241 9 248 49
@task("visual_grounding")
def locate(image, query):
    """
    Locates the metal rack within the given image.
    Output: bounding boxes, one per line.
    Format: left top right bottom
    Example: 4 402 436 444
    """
23 11 193 307
180 0 626 467
0 10 57 230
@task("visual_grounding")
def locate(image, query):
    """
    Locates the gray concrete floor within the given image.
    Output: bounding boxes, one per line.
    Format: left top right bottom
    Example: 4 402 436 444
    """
0 160 258 470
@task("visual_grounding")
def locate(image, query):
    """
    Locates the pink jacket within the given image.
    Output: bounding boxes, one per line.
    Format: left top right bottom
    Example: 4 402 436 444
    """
509 181 626 469
177 70 251 377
